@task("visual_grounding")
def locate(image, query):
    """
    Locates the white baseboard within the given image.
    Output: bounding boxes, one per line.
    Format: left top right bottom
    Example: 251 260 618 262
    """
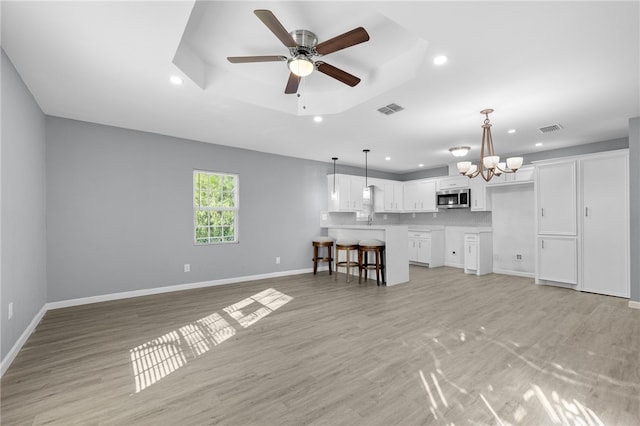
1 304 47 376
47 267 314 310
629 300 640 310
1 267 314 376
492 269 535 279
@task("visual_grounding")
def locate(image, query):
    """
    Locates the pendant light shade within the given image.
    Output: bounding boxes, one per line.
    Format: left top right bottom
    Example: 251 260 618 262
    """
363 149 371 200
331 157 338 201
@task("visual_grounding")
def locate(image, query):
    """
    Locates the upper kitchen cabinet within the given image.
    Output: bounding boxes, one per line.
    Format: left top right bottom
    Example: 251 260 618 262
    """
535 161 577 235
383 182 404 212
437 176 469 191
486 165 535 186
468 177 491 212
404 180 437 212
327 174 364 212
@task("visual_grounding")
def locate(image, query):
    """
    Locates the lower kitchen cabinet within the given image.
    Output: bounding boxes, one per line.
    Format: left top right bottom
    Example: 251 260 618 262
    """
408 229 444 267
537 236 577 284
463 232 492 275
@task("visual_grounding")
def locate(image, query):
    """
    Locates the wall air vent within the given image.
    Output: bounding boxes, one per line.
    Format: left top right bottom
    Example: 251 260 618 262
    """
538 124 564 133
377 103 405 115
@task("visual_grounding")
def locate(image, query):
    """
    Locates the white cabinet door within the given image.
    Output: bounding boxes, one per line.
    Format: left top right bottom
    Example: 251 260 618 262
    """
404 180 436 211
536 161 577 235
469 177 491 211
349 176 364 211
416 238 431 264
537 237 577 284
465 240 478 271
408 239 418 262
383 182 403 211
581 154 629 297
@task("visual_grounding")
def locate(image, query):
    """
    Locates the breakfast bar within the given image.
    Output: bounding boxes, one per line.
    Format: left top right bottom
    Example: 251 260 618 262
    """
325 225 409 286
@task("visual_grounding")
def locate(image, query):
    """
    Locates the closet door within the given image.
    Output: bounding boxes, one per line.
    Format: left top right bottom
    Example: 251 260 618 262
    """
581 154 629 297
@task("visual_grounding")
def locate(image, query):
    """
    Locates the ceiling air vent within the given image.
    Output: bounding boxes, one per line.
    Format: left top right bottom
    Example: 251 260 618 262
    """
538 124 564 133
377 103 405 115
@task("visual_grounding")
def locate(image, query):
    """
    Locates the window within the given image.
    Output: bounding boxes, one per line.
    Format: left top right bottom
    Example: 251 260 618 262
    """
193 170 238 244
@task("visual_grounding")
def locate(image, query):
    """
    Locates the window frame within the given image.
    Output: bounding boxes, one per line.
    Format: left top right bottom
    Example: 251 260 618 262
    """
193 170 239 245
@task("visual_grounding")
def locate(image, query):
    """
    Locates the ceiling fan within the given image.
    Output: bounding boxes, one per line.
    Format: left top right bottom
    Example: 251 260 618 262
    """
227 9 370 94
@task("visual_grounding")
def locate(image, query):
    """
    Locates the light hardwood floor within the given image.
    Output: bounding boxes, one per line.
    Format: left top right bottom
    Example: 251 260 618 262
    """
1 266 639 425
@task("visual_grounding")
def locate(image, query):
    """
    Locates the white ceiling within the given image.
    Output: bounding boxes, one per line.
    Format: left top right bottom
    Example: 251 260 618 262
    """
2 1 639 173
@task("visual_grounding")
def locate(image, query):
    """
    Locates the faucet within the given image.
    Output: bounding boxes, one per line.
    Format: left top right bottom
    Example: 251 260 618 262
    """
367 214 373 226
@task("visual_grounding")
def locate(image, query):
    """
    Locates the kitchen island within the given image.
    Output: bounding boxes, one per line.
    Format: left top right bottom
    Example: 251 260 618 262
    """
325 225 409 286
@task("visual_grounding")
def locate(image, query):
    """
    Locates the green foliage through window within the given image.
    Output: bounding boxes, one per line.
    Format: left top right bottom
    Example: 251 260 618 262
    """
194 171 238 244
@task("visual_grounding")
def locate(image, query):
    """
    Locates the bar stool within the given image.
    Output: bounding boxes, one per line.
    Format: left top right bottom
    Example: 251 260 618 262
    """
358 239 386 286
334 239 360 283
312 236 334 275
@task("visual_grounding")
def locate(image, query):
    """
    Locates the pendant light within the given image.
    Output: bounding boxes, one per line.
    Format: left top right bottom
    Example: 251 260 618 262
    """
331 157 338 201
362 149 371 200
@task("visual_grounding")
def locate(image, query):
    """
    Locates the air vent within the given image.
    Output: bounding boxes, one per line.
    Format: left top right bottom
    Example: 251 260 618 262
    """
377 103 404 115
538 124 564 133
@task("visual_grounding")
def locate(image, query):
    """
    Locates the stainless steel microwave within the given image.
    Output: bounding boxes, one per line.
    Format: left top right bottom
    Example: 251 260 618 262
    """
436 188 470 209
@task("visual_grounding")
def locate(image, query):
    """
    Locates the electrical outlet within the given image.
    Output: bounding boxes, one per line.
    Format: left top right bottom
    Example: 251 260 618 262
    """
8 302 13 320
412 212 416 218
433 212 437 218
184 264 190 272
383 214 388 220
516 254 523 261
452 251 457 256
276 257 281 264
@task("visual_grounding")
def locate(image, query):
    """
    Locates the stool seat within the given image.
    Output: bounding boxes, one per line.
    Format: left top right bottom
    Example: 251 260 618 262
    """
336 239 360 246
358 239 384 246
312 237 334 275
358 240 386 286
335 241 360 283
313 236 334 244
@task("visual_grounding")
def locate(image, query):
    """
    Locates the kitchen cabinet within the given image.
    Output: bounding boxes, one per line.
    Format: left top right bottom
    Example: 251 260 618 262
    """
437 175 468 191
327 174 364 212
534 150 629 297
580 152 629 297
383 182 403 211
469 177 491 211
463 232 492 275
408 229 444 267
536 161 577 235
486 165 535 186
404 180 437 211
537 236 577 284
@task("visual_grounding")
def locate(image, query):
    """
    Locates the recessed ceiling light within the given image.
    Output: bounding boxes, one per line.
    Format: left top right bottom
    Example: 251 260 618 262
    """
535 142 543 147
169 75 183 85
419 164 424 168
433 55 448 65
313 116 323 123
508 129 516 134
385 156 391 161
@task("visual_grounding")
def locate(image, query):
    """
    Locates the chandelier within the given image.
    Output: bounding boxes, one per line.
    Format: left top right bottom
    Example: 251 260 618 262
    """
456 109 523 182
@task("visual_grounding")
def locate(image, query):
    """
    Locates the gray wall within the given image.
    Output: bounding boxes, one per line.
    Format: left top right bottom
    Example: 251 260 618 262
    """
45 117 334 302
1 50 48 361
629 117 639 302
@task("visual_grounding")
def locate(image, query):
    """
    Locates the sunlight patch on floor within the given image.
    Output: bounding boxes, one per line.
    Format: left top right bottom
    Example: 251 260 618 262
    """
129 288 292 393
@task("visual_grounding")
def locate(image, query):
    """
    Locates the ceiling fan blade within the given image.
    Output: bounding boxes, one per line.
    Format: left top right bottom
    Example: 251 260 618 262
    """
315 27 370 55
284 73 301 94
254 9 297 48
316 62 361 87
227 55 287 63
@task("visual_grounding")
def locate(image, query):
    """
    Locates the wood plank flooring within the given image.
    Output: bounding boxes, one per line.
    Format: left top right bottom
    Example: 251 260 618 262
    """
2 266 639 425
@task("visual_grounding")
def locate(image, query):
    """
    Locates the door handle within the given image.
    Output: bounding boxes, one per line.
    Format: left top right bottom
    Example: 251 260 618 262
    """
585 207 589 217
541 207 544 217
541 240 544 249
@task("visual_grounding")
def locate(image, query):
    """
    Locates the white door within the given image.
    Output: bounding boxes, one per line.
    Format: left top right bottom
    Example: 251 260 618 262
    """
581 154 629 297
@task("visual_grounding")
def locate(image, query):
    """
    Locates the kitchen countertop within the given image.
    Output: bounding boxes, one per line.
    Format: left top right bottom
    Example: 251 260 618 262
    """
323 224 409 230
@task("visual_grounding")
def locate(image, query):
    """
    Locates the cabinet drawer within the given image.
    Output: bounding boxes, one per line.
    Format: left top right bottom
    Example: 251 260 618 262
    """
409 231 430 238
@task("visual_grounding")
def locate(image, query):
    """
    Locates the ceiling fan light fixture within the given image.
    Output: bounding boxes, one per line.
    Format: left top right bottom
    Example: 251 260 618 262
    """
288 55 314 77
